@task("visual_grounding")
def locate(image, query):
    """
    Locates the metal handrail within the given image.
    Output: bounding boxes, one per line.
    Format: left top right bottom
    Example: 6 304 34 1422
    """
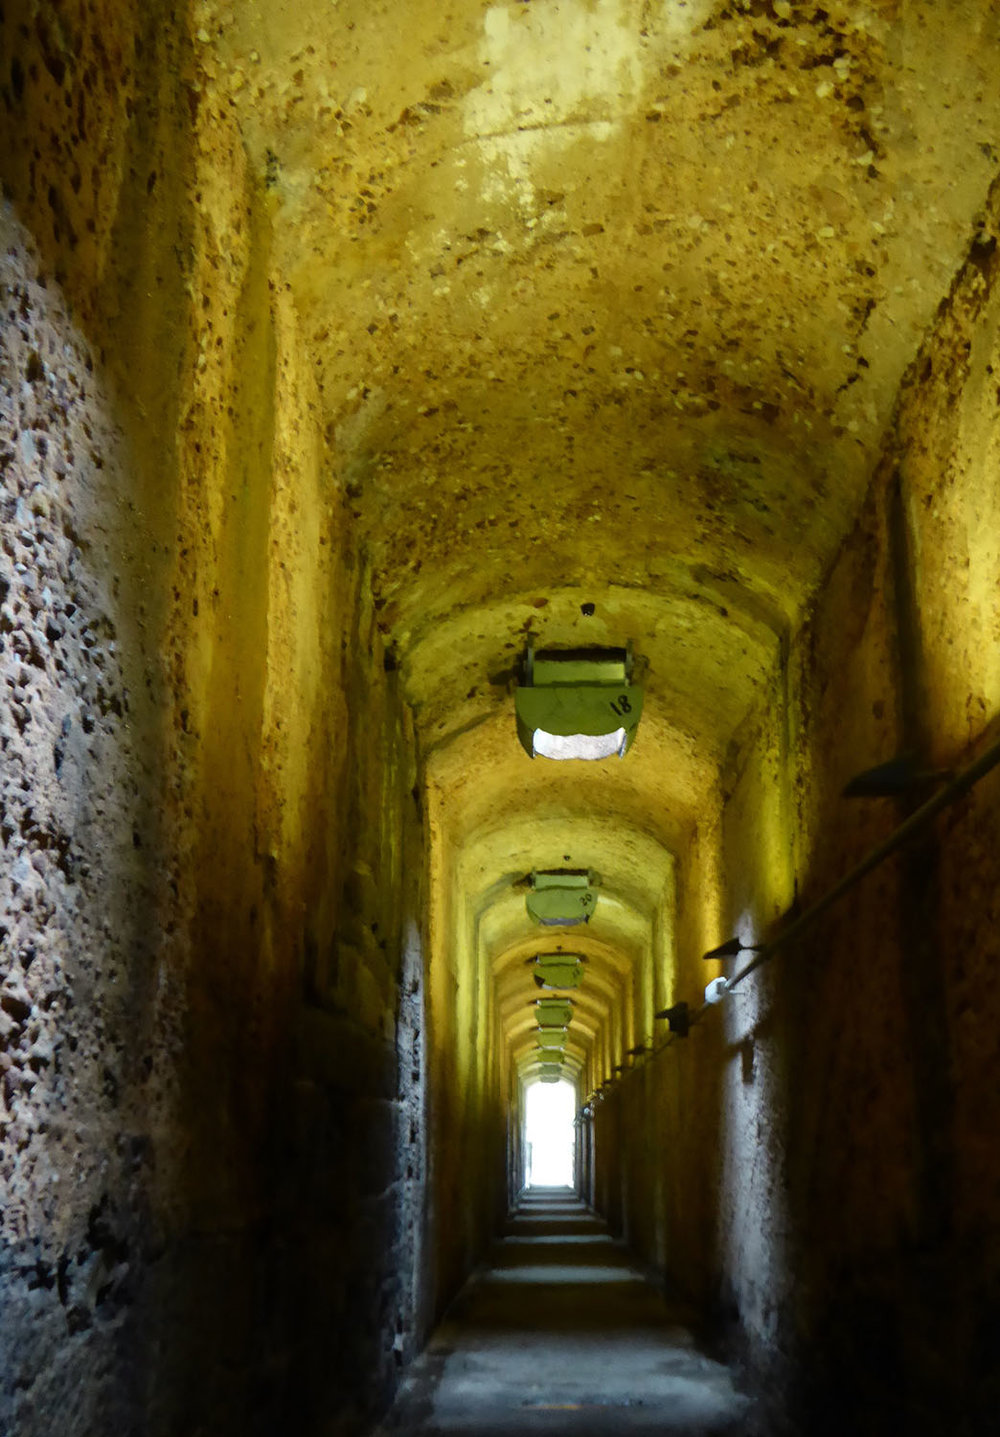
580 728 1000 1113
725 729 1000 993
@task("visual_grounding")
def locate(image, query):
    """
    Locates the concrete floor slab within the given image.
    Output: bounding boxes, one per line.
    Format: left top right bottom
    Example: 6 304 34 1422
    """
372 1191 752 1436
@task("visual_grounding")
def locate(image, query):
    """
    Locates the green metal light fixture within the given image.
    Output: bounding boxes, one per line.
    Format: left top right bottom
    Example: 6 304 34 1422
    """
535 996 573 1028
531 952 585 989
536 1028 568 1051
515 645 643 760
526 870 596 926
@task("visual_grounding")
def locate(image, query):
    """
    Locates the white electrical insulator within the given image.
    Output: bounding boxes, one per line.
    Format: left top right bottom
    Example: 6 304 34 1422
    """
704 977 730 1005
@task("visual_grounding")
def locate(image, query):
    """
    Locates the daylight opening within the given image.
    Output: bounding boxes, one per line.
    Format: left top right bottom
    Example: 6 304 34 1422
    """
524 1078 576 1188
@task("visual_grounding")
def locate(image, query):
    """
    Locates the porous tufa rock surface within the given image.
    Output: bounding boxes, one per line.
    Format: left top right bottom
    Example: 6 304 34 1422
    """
1 3 999 1435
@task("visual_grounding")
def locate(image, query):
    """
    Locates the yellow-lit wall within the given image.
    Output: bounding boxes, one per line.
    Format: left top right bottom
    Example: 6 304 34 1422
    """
592 193 1000 1429
0 6 431 1431
424 798 511 1309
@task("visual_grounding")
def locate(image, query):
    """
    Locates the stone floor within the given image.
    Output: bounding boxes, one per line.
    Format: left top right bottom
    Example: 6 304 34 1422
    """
371 1188 752 1435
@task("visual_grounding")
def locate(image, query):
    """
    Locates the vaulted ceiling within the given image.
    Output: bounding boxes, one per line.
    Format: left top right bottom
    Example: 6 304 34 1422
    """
203 0 1000 1086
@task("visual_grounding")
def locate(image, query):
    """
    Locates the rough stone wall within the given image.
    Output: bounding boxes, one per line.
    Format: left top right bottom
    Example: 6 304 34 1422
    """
593 186 1000 1434
288 573 430 1433
591 894 726 1305
729 191 1000 1430
423 814 509 1318
0 202 163 1437
1 4 430 1434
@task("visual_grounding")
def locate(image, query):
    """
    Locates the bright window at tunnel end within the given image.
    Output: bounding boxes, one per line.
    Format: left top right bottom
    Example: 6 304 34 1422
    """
524 1077 577 1188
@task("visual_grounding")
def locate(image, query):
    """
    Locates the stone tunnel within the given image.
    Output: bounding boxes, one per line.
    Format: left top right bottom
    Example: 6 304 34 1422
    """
1 1 999 1433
